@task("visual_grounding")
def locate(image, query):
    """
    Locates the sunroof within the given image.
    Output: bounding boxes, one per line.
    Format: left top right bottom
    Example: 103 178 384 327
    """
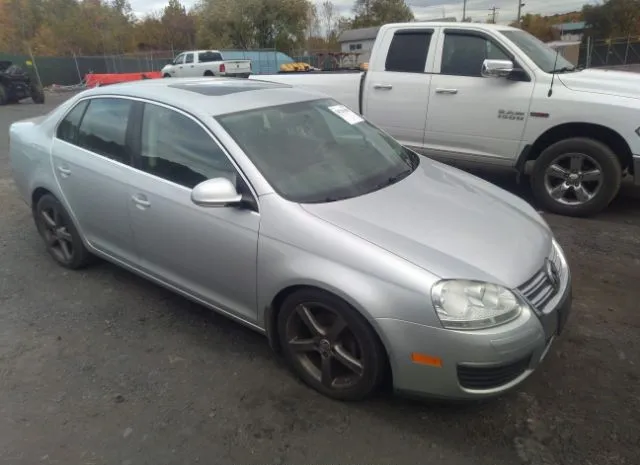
168 80 290 96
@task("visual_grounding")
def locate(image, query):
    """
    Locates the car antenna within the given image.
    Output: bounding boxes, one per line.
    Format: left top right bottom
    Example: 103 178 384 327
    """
548 49 560 97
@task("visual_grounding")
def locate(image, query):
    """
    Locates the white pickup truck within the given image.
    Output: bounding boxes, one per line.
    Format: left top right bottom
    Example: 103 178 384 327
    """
255 22 640 217
162 50 252 79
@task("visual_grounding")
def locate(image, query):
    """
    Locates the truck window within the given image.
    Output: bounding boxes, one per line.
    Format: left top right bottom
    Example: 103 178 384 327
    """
172 54 185 65
385 31 432 73
198 51 223 63
185 53 194 64
440 33 510 77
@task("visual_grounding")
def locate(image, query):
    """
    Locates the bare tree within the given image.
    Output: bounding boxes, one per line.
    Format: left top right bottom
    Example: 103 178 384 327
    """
320 0 338 40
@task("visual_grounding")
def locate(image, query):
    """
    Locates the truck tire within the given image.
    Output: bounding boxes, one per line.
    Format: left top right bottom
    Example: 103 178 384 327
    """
163 73 171 78
0 83 7 105
530 137 622 217
203 70 214 77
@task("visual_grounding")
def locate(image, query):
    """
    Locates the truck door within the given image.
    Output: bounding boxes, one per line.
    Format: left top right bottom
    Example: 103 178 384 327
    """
424 28 535 167
183 52 196 77
361 27 436 151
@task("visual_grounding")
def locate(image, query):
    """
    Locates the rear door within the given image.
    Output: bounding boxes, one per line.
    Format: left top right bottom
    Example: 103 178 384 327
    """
51 96 138 265
361 27 437 150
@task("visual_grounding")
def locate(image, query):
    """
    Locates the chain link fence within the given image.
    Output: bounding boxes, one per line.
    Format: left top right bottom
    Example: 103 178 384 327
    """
579 36 640 69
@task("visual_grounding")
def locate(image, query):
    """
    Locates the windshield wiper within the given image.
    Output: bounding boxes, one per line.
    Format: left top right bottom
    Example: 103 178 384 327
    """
373 169 413 191
551 66 577 74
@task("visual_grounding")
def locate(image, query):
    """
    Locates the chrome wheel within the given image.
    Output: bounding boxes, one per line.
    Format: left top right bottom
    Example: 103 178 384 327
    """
285 302 365 390
544 152 603 206
38 205 74 264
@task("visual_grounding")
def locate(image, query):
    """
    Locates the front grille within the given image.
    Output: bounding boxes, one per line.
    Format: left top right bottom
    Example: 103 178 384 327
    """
518 245 563 310
457 355 531 390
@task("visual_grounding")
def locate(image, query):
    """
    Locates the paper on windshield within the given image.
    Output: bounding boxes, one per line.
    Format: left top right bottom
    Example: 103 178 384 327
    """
328 104 364 125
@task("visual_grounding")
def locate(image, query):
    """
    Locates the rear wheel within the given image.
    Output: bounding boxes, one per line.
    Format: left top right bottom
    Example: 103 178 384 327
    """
203 70 214 77
34 194 92 269
0 83 7 105
30 82 45 104
530 137 622 217
277 289 386 401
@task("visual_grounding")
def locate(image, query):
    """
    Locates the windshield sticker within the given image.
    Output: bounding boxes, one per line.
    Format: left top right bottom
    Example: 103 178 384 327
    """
328 105 364 125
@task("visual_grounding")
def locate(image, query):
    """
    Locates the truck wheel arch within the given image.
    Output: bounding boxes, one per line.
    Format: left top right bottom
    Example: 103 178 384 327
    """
519 123 633 176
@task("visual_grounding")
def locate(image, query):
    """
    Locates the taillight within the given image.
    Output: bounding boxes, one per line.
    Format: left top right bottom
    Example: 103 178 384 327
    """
220 63 226 73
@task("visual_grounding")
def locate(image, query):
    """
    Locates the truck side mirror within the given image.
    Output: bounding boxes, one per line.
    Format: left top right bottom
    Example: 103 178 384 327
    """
481 59 514 78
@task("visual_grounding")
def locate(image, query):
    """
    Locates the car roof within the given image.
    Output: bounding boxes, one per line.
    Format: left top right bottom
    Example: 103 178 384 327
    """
78 77 329 117
381 21 518 32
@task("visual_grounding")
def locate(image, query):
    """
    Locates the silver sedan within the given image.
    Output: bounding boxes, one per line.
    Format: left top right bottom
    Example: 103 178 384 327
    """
9 78 572 401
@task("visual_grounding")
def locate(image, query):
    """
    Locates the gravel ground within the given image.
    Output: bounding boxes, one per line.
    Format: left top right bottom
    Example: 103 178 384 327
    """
0 94 638 465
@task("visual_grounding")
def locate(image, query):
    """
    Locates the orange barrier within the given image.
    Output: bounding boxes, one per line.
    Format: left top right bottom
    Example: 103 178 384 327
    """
85 71 163 88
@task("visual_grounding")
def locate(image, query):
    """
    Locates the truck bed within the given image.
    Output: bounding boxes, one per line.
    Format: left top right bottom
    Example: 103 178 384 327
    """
250 71 363 113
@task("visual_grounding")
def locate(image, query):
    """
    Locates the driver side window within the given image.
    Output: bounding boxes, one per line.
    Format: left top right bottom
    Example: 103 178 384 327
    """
440 33 510 77
173 54 185 65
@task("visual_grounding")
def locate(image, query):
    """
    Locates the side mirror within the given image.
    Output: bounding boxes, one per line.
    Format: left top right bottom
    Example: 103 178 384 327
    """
191 178 242 208
481 59 514 78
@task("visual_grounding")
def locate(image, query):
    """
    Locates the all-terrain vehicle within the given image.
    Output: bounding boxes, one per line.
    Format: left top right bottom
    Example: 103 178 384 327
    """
0 61 45 105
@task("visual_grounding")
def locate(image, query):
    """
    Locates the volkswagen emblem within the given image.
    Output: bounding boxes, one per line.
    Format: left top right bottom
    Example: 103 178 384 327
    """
545 258 560 291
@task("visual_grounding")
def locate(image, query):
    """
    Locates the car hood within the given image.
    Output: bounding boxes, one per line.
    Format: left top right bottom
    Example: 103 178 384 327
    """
559 68 640 99
301 158 552 288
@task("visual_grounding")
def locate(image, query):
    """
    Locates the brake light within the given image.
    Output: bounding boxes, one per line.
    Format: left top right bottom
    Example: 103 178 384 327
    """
220 63 226 73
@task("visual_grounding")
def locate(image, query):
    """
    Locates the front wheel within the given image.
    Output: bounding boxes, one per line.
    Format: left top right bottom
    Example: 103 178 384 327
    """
277 289 387 401
163 73 171 78
530 137 622 217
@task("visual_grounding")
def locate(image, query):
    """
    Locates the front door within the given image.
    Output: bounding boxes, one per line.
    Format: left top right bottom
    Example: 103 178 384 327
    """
362 28 436 149
424 29 535 167
127 101 260 322
51 97 138 265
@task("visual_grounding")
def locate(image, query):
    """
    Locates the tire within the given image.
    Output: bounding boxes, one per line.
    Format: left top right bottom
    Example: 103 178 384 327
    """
203 71 214 77
277 289 386 401
34 194 92 269
530 137 622 217
0 83 7 105
30 82 45 104
163 73 171 78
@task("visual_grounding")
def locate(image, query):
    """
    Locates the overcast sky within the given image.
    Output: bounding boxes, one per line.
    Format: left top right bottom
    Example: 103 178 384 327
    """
131 0 598 24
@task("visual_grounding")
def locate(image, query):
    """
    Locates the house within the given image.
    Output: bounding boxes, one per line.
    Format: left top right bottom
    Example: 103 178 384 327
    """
552 21 588 42
338 26 381 64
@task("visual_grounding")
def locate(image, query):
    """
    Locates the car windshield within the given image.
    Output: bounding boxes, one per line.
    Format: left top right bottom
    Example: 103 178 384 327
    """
501 29 578 74
216 98 419 203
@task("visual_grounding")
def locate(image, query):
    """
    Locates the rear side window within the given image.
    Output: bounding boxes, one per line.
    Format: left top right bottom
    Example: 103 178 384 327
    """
77 98 134 165
198 51 223 63
56 100 88 143
385 31 432 73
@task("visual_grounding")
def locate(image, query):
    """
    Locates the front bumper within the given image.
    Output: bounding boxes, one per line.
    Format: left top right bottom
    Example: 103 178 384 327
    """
633 154 640 185
377 277 572 401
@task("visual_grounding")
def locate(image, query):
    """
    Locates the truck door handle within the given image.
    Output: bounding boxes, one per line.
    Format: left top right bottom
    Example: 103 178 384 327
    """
57 166 71 177
373 84 393 90
131 194 151 209
435 88 458 94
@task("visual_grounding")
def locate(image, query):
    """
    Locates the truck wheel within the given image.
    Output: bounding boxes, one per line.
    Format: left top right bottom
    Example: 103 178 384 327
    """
163 73 171 78
203 71 214 77
530 137 622 217
30 83 45 104
0 83 7 105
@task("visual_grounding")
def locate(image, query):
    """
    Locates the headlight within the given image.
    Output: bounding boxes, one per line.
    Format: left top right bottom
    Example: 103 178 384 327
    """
431 280 525 330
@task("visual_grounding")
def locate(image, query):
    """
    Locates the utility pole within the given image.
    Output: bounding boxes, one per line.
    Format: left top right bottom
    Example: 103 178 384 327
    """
516 1 526 26
462 0 467 22
488 6 500 24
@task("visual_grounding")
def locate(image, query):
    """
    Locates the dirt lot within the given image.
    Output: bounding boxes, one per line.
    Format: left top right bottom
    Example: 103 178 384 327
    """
0 94 638 465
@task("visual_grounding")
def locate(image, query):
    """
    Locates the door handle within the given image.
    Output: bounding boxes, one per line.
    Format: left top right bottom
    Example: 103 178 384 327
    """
373 84 393 90
57 166 71 177
435 88 458 94
131 194 151 208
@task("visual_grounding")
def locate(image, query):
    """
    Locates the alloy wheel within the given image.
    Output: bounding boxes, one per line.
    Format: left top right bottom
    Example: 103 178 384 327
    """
543 152 603 206
284 302 365 390
38 205 75 264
